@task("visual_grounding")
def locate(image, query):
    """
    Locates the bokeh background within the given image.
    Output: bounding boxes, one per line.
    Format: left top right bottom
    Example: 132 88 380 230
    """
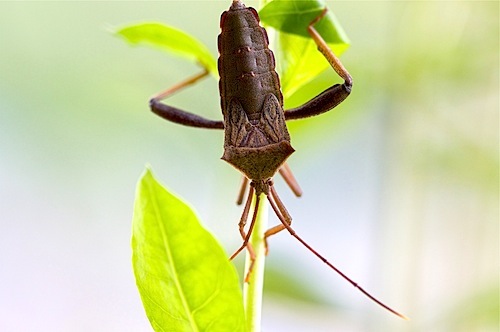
1 1 498 331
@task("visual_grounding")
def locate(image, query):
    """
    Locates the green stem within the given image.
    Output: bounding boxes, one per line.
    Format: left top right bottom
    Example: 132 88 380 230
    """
243 195 268 332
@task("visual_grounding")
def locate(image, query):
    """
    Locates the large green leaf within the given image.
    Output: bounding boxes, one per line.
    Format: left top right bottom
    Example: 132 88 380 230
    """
132 168 245 332
115 23 217 75
259 0 350 98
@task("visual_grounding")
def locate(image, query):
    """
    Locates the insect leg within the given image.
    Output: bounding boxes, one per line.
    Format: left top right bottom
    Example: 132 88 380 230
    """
237 185 254 245
284 8 352 121
278 163 303 197
264 182 293 254
150 69 224 129
308 8 352 85
236 176 249 205
230 188 260 280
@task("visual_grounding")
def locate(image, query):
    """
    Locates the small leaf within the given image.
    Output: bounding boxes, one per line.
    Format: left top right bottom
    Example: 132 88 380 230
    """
259 0 349 44
259 0 350 98
132 168 245 332
115 23 217 75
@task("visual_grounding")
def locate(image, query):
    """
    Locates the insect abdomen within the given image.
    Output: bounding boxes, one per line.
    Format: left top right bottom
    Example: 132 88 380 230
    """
218 3 283 121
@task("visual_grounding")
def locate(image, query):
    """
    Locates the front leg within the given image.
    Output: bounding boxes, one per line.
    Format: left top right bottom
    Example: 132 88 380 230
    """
284 8 352 121
150 69 224 129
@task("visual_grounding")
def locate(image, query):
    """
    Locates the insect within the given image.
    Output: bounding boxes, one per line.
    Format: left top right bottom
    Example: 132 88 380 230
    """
149 0 406 319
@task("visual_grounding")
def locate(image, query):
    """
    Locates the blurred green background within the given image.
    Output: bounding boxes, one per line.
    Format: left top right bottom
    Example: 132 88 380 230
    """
0 1 498 331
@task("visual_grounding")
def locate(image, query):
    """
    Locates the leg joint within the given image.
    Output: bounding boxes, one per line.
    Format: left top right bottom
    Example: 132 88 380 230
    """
343 81 352 93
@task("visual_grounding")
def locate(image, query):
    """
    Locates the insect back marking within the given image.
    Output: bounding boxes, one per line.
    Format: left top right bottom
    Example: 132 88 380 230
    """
218 2 293 186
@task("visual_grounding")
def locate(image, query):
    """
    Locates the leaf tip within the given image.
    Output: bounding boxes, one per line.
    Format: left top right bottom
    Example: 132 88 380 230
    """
140 164 155 181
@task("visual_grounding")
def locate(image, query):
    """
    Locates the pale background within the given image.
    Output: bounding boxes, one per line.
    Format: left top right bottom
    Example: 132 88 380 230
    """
1 1 498 331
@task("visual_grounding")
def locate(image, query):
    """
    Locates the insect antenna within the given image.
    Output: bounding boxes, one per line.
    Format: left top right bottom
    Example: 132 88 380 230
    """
267 185 409 320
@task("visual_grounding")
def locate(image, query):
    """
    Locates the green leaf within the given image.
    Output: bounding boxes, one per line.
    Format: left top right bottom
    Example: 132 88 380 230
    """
132 168 245 332
259 0 350 98
115 22 217 76
260 0 349 43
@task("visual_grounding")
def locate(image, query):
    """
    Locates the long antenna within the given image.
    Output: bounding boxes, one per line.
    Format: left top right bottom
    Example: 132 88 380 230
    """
267 186 409 320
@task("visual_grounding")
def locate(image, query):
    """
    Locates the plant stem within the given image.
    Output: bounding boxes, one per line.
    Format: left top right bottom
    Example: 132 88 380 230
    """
243 195 268 332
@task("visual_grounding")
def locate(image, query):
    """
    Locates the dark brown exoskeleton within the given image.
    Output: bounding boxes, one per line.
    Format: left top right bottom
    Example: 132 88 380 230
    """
149 0 406 319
